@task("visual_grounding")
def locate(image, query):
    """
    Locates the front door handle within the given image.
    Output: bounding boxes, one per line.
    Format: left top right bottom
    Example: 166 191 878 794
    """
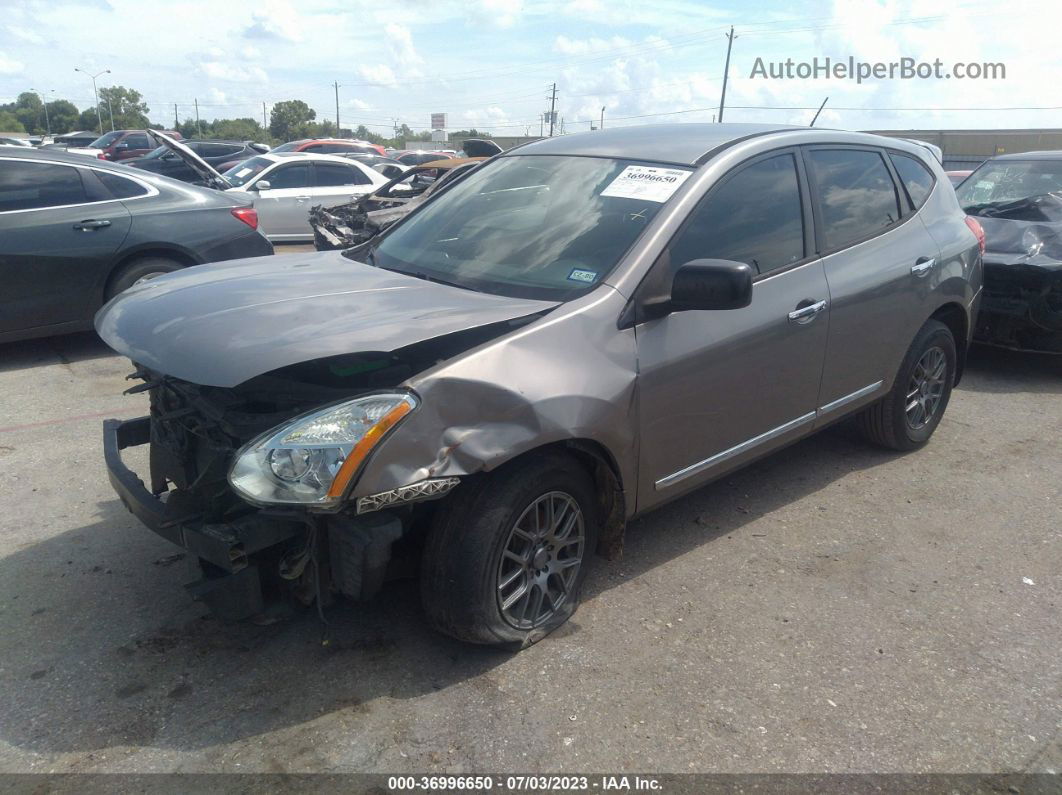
295 195 311 202
73 219 111 231
911 256 936 276
788 299 828 323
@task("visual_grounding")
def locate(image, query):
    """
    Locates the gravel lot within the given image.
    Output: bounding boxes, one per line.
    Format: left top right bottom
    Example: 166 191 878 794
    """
0 254 1058 775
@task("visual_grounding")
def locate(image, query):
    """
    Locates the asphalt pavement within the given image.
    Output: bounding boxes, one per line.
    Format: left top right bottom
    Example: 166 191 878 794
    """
0 304 1058 775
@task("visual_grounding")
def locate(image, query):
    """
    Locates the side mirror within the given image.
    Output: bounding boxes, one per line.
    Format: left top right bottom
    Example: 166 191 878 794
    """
253 180 271 191
670 259 754 312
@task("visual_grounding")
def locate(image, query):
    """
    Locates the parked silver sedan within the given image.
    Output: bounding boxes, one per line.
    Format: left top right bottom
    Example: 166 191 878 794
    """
99 123 982 647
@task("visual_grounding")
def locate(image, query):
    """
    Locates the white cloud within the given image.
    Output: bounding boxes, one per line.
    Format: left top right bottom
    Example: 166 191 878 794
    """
348 98 372 111
240 45 262 60
243 0 304 42
356 64 398 87
5 25 45 45
480 0 524 29
196 61 268 83
553 35 634 56
0 54 24 75
385 23 423 67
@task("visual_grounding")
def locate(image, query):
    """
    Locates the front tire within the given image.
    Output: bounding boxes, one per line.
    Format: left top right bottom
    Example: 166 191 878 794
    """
858 319 957 451
420 452 598 648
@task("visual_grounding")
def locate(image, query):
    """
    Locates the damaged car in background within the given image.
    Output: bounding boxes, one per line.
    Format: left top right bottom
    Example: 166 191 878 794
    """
957 151 1062 352
98 124 980 648
310 140 504 250
309 156 484 250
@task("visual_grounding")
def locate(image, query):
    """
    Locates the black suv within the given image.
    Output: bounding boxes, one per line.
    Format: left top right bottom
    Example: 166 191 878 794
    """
127 140 269 184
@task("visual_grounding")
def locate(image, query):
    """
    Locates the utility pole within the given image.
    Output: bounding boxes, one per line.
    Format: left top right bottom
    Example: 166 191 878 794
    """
194 98 201 138
333 81 340 135
547 83 557 137
809 96 829 127
173 103 179 129
31 88 50 135
718 26 736 123
539 113 544 137
262 102 268 130
74 67 110 134
106 99 114 131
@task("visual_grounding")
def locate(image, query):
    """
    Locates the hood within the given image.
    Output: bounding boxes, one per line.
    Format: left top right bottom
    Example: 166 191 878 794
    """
461 139 504 158
95 252 557 388
146 129 230 190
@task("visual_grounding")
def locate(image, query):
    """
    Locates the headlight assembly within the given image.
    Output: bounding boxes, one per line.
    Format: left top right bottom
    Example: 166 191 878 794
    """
228 392 417 508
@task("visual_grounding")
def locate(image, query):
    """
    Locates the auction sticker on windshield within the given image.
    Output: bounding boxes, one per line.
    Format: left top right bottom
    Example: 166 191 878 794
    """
600 165 692 203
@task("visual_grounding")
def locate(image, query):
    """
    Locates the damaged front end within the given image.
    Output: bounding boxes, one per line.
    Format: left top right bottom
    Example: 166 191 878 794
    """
971 199 1062 353
97 252 559 620
103 363 438 619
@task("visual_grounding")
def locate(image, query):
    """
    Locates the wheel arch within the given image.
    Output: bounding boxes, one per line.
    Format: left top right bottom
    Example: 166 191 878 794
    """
102 245 200 301
929 301 969 385
483 438 628 560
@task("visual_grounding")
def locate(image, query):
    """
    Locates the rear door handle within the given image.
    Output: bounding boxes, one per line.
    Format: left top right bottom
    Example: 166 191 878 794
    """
788 299 828 323
911 256 935 276
73 219 111 231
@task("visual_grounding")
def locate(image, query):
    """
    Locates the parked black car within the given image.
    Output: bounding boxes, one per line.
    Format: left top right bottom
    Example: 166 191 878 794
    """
338 152 408 179
0 147 274 344
956 151 1062 352
127 140 270 184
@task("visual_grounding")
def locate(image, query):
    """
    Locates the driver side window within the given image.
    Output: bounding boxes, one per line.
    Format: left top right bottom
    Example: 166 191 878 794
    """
668 153 806 275
264 163 311 189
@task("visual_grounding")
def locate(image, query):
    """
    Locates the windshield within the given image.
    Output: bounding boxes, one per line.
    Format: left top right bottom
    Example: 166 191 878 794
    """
88 131 124 148
271 142 298 152
140 146 172 160
362 155 691 300
957 160 1062 211
222 156 273 187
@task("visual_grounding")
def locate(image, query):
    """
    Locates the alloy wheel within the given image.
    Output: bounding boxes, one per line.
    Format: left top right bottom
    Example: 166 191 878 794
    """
906 346 947 429
496 491 585 629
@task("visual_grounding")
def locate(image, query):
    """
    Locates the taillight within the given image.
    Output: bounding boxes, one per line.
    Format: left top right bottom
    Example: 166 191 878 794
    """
964 215 985 254
231 207 258 230
97 152 107 160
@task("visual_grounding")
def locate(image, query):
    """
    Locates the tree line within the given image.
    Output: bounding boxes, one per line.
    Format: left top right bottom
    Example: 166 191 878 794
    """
1 87 492 147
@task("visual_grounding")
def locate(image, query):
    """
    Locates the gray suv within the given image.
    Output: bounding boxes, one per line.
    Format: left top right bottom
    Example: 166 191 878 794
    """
99 123 982 648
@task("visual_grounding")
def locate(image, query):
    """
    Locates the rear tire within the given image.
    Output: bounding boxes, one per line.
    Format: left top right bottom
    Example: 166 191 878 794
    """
105 256 184 301
858 319 956 451
420 452 598 649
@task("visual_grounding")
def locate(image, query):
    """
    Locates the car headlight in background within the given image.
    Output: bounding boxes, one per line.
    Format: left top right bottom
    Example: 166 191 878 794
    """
229 392 417 508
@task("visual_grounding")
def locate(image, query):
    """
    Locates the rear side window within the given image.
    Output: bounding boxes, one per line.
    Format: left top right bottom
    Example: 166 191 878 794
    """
95 170 150 199
807 149 901 250
315 163 370 186
890 153 936 209
266 163 311 189
668 153 805 275
123 134 152 149
0 161 88 211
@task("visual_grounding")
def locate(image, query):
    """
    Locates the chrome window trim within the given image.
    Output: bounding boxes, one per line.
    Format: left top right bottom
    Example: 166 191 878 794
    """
655 380 885 490
0 156 160 215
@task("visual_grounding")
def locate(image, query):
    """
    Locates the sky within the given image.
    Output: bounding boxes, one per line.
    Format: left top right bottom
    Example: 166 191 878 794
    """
1 0 1059 136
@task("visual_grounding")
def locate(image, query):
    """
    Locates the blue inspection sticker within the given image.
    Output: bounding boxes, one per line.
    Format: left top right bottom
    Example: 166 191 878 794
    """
568 268 598 284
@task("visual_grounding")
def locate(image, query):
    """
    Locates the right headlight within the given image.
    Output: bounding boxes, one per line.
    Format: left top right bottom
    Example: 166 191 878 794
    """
228 392 417 509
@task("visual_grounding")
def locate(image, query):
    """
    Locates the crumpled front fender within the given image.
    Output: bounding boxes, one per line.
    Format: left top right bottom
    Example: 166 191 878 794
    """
350 286 639 516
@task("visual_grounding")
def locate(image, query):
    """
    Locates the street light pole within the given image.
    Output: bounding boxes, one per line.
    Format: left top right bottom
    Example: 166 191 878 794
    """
600 106 606 131
74 67 110 134
31 88 51 135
